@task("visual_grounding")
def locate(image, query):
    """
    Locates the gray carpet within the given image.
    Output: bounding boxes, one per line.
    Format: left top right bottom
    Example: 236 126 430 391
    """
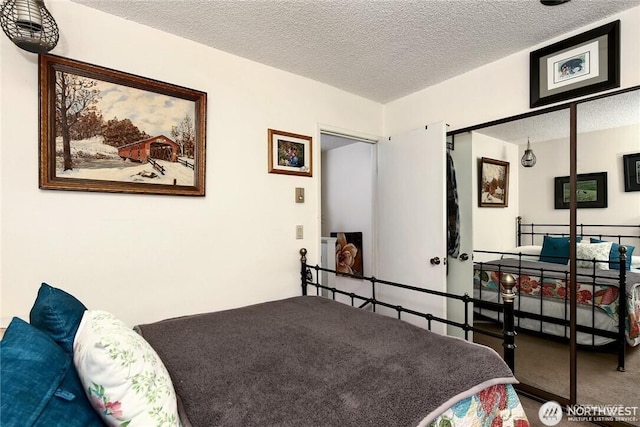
475 321 639 426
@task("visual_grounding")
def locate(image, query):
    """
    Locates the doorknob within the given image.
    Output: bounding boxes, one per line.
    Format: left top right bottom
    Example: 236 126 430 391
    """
459 253 469 261
430 257 441 265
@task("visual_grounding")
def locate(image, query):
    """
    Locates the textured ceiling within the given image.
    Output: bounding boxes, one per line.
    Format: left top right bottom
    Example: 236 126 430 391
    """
71 0 640 103
473 89 640 143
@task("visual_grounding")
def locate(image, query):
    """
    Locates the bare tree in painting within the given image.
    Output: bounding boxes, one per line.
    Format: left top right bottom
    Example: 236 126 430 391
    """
170 114 195 158
55 71 100 170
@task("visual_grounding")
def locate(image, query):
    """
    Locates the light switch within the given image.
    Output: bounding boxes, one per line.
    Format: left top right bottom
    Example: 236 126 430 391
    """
295 187 305 203
296 225 303 239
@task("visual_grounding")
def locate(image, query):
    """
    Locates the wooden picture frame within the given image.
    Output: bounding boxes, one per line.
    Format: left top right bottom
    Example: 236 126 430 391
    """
268 129 312 177
530 20 620 108
478 157 509 207
554 172 608 209
623 153 640 192
39 54 207 196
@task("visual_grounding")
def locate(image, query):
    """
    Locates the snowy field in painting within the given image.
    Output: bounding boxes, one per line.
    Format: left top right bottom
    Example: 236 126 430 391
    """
55 137 195 186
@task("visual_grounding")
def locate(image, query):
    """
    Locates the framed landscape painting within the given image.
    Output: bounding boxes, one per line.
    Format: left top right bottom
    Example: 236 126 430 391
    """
554 172 607 209
478 157 509 207
39 54 207 196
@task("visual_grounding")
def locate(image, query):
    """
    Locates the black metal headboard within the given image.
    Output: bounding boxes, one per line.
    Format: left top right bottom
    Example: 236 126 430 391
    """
516 216 640 247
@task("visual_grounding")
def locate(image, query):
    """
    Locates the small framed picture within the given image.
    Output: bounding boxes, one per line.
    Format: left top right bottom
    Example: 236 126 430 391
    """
478 157 509 207
623 153 640 192
268 129 312 177
529 20 620 108
554 172 607 209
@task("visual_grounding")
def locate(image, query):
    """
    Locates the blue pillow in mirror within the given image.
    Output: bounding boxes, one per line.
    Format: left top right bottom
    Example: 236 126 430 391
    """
539 235 581 265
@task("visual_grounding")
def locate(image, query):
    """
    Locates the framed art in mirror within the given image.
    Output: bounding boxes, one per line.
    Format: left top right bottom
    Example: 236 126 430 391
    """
478 157 509 207
530 20 620 108
39 54 207 196
623 153 640 192
554 172 607 209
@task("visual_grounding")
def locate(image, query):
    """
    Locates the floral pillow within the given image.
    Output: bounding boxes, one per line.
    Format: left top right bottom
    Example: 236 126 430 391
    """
73 310 181 427
576 242 612 270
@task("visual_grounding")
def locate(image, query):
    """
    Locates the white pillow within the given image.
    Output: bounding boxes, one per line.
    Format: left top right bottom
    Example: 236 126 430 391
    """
501 245 542 261
632 255 640 270
576 242 612 271
73 310 181 427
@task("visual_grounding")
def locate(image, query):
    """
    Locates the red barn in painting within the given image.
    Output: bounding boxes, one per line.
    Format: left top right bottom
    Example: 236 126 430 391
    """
117 135 179 163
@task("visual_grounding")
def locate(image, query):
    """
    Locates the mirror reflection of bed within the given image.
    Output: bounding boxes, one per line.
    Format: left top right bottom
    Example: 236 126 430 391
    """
459 88 640 420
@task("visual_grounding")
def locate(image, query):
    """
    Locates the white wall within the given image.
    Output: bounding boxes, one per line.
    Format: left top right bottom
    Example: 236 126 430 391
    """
471 133 520 256
0 0 383 326
384 7 640 135
519 125 640 227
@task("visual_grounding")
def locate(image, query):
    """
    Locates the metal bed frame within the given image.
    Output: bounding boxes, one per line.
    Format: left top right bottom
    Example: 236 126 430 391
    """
516 217 640 248
473 217 639 372
298 248 519 373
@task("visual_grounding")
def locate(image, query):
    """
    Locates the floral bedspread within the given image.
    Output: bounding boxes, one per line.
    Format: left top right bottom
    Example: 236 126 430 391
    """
473 265 640 342
426 384 530 427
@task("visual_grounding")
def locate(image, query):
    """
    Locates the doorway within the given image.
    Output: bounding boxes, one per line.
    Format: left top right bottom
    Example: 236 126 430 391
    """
320 131 377 304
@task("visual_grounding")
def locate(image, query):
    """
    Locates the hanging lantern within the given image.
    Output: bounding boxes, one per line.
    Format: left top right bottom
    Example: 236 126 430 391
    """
0 0 59 53
521 137 537 168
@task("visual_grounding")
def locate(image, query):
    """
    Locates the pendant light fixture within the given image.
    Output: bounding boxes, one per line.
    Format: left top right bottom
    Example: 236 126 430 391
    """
521 137 537 168
0 0 59 53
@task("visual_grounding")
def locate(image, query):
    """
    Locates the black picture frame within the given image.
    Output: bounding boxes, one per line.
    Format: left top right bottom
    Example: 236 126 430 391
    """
530 20 620 108
554 172 608 209
623 153 640 192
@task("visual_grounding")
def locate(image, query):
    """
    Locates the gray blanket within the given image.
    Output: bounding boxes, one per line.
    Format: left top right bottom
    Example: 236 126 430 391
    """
136 296 516 427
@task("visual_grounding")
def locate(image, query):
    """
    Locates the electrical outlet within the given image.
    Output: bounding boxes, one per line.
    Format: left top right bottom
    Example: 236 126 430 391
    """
296 225 303 239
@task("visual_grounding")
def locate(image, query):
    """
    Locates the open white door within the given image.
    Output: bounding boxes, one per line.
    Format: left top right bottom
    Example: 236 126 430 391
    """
446 133 474 339
376 123 447 334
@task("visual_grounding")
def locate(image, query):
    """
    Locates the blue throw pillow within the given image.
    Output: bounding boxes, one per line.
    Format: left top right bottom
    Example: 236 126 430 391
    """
29 283 87 355
539 235 581 265
590 238 635 271
0 317 105 427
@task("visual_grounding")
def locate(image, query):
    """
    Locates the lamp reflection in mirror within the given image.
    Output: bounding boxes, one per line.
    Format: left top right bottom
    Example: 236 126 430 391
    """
521 137 537 168
0 0 58 53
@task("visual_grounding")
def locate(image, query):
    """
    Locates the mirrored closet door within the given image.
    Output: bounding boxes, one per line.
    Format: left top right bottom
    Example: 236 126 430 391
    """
575 89 640 426
452 85 640 417
467 107 572 402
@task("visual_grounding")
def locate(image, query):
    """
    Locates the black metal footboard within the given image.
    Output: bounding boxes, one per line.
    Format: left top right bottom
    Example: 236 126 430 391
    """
473 246 629 372
298 248 519 372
